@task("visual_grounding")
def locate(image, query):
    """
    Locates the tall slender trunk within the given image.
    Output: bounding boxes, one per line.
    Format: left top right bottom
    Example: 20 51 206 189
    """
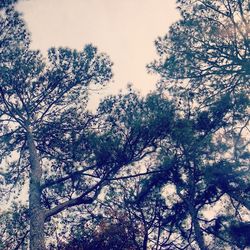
190 208 207 250
142 230 148 250
27 128 46 250
187 161 207 250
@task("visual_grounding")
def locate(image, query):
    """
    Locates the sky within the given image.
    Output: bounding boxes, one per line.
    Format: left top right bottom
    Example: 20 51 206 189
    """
17 0 179 109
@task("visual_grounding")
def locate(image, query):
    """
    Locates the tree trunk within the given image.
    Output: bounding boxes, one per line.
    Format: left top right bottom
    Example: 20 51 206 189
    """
27 128 46 250
142 231 148 250
189 207 207 250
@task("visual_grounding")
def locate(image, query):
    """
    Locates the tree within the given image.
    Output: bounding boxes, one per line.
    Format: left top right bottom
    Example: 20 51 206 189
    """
36 89 175 247
0 6 114 249
144 0 250 248
51 91 178 250
0 8 177 247
149 0 249 108
59 90 249 249
1 1 249 249
131 98 249 249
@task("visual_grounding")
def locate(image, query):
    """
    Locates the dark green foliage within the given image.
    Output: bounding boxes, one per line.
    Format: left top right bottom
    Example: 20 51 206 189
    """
144 1 250 248
0 0 18 9
0 0 249 249
0 5 114 247
149 0 249 108
229 222 250 248
0 203 29 250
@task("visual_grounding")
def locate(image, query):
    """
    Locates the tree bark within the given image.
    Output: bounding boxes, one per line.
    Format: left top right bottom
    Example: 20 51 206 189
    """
142 231 148 250
189 206 207 250
27 128 46 250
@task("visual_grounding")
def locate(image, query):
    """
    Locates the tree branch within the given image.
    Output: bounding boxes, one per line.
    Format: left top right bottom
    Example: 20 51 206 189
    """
41 164 98 190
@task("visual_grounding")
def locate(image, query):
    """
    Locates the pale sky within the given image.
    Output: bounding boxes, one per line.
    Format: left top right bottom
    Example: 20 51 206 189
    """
17 0 179 109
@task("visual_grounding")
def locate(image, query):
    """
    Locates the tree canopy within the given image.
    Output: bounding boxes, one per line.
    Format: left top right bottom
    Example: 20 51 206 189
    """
0 0 249 249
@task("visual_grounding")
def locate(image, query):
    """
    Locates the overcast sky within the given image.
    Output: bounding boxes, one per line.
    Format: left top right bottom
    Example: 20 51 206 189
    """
17 0 179 108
